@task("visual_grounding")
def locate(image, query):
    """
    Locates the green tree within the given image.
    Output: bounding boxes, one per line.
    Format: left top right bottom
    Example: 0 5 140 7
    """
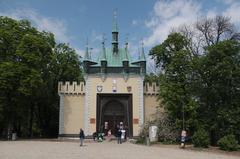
150 16 240 146
150 33 199 134
0 16 83 138
197 40 240 144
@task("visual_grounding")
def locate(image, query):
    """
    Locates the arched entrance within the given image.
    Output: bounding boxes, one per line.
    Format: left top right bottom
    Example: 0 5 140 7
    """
97 94 133 137
102 100 125 135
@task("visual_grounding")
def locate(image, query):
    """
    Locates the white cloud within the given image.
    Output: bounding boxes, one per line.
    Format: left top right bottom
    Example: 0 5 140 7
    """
144 0 202 47
223 2 240 25
0 8 71 43
143 0 240 73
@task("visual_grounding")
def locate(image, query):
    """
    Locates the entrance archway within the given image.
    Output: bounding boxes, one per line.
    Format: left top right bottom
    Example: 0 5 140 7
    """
102 100 124 135
96 94 133 137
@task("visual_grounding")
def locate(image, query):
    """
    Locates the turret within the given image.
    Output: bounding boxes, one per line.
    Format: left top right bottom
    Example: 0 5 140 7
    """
83 40 97 74
139 41 146 75
84 40 90 61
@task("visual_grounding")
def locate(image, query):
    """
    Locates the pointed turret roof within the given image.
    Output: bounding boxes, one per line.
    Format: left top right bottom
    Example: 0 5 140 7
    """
100 41 107 61
84 40 90 60
140 41 146 61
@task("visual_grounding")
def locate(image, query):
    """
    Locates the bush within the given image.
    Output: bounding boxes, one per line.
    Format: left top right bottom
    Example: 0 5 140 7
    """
136 121 151 144
218 134 239 151
137 112 178 144
156 112 178 143
192 128 210 148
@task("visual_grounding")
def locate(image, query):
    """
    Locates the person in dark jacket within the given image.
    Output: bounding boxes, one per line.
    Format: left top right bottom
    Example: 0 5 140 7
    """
117 128 122 144
79 128 85 146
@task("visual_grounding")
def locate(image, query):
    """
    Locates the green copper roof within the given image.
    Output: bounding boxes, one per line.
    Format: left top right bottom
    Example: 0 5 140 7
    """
94 48 136 67
140 46 146 61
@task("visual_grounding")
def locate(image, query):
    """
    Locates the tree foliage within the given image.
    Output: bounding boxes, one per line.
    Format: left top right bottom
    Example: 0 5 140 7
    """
150 33 199 135
0 16 83 138
150 15 240 146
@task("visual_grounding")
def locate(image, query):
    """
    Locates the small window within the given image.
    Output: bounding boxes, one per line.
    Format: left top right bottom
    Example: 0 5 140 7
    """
74 84 76 91
66 84 68 91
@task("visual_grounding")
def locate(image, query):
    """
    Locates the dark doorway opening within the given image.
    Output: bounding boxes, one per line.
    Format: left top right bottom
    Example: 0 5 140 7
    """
96 94 133 137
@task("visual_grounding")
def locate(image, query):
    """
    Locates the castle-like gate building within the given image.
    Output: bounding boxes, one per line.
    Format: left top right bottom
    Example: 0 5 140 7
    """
58 18 160 138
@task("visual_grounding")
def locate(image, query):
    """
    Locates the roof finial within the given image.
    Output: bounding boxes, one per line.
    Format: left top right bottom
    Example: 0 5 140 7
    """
138 47 140 60
140 38 146 61
125 33 129 49
84 38 90 60
112 9 118 32
101 33 107 60
89 47 93 60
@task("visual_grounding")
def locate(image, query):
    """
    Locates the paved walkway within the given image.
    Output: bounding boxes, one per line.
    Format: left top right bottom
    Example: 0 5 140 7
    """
0 140 239 159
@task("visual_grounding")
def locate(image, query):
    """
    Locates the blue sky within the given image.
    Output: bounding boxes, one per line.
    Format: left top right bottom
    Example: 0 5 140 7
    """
1 0 240 72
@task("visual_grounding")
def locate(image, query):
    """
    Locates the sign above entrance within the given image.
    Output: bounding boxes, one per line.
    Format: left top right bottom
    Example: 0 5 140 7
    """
97 85 103 92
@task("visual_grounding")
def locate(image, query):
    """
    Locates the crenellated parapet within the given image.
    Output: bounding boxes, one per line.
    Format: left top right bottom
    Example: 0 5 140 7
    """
58 81 158 95
144 82 159 95
58 81 85 95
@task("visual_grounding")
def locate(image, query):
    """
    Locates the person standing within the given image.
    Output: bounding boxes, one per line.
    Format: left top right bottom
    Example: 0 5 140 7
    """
117 128 122 144
79 128 85 146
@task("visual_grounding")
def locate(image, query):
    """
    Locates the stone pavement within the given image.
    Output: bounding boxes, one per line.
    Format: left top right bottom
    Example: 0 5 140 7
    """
0 140 239 159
